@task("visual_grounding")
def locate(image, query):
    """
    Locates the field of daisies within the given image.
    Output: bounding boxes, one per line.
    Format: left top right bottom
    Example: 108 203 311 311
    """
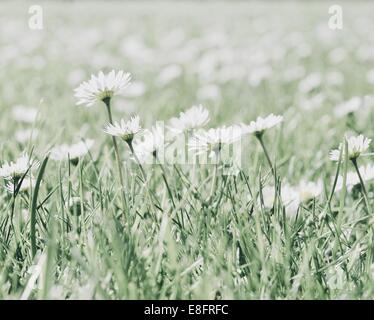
1 1 374 299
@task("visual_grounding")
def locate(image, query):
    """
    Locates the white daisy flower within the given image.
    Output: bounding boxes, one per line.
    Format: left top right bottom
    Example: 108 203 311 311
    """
50 139 94 163
156 64 182 87
295 180 323 203
103 115 141 143
15 128 39 144
262 180 321 216
5 176 36 194
12 105 38 123
367 69 374 85
261 184 299 217
298 73 322 94
330 134 371 161
241 114 283 136
168 105 210 134
248 65 273 87
188 125 243 158
132 124 165 164
333 97 362 118
197 84 221 102
74 70 131 107
122 81 146 98
335 164 374 192
0 153 38 180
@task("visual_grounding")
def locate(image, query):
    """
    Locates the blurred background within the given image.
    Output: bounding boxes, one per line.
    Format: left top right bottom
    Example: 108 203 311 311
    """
1 1 373 179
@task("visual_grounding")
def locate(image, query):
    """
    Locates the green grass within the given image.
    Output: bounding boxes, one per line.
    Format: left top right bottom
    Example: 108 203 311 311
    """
1 1 374 299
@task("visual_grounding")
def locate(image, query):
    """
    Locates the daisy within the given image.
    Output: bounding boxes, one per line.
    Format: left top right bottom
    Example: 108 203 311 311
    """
188 125 243 158
12 105 38 123
74 70 131 107
50 139 94 163
298 73 322 94
241 114 283 176
103 115 141 143
122 81 146 98
330 134 371 161
168 105 210 134
333 97 362 118
335 164 374 191
241 114 283 136
0 153 38 181
15 128 39 144
295 180 323 203
5 176 36 194
156 64 182 87
261 184 299 217
262 180 321 216
132 124 165 164
197 84 221 102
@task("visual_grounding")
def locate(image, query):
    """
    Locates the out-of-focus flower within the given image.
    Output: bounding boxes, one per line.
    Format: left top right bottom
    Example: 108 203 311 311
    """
5 176 36 193
50 139 94 163
367 69 374 85
132 124 165 164
12 105 38 123
241 114 283 136
328 48 347 64
168 105 210 134
333 97 362 118
68 69 86 86
15 128 39 144
261 184 299 217
262 179 322 217
335 164 374 191
188 125 242 158
326 71 344 86
296 180 323 203
0 153 38 180
103 116 141 143
299 93 325 111
122 81 146 98
330 134 371 161
298 73 322 94
248 65 273 87
282 65 305 83
156 64 182 87
197 84 221 102
74 70 131 107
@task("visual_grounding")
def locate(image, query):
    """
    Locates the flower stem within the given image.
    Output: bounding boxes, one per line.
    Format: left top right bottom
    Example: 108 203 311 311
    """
351 158 370 212
256 134 275 177
127 142 147 182
6 180 17 243
127 141 158 217
103 98 127 212
208 150 221 203
159 162 176 208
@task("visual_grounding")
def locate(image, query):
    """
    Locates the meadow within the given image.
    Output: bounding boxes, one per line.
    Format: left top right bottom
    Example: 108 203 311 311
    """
1 1 374 299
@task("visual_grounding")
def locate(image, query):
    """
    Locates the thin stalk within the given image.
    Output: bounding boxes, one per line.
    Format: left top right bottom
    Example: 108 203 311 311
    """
127 141 147 182
127 141 158 217
351 158 370 213
256 133 275 177
208 149 221 203
103 98 127 212
159 162 175 208
6 179 17 243
30 156 49 258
